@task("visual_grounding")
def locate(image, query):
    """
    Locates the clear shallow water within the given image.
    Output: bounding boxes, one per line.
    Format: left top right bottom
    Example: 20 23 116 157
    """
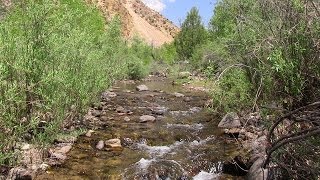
36 77 244 180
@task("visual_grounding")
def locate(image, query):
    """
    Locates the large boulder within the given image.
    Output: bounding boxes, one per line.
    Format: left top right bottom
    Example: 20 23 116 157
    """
247 157 268 180
218 112 241 128
136 85 149 91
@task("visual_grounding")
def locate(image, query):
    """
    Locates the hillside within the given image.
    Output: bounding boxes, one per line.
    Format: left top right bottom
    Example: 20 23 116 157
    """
87 0 180 47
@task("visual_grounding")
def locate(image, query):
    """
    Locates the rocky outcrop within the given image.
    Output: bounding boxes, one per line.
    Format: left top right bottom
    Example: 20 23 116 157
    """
86 0 180 46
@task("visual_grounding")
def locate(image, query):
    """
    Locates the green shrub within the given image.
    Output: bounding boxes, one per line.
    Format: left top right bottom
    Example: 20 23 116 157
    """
212 68 253 112
0 0 141 165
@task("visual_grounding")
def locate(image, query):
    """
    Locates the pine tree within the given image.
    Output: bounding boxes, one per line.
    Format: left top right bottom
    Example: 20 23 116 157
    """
174 7 207 60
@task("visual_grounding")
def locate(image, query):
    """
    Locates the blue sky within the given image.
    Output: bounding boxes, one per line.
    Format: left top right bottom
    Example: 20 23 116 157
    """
141 0 217 27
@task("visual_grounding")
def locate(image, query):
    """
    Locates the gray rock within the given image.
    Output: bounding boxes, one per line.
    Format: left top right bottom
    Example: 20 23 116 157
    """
124 116 131 122
218 112 241 128
51 153 67 161
139 115 156 123
116 106 126 113
105 139 123 151
173 92 185 98
92 110 101 117
178 71 191 79
56 145 72 154
101 91 117 100
151 107 168 115
136 85 149 91
96 140 104 150
6 167 32 180
247 157 268 180
189 107 202 113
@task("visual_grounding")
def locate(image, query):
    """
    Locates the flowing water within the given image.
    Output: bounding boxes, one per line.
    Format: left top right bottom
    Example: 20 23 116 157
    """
36 77 244 180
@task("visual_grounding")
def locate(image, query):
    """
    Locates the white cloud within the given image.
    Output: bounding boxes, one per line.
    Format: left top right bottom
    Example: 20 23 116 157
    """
168 0 176 2
141 0 166 12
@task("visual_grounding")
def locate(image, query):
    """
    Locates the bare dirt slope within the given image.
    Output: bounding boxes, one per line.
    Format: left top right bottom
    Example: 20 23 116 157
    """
87 0 180 47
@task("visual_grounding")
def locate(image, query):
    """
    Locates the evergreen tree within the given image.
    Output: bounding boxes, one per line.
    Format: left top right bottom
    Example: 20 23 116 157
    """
174 7 206 60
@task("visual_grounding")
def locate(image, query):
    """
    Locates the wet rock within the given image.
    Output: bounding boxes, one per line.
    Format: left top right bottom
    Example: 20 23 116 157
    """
173 92 185 98
247 157 268 180
116 106 126 113
96 140 104 150
85 130 95 137
124 116 131 122
105 139 123 151
136 85 149 91
7 167 32 180
218 112 241 128
178 71 191 79
139 115 156 123
189 107 202 113
122 138 133 146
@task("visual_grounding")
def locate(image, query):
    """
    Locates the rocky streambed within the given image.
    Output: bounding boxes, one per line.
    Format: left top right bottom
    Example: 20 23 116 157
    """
23 76 259 179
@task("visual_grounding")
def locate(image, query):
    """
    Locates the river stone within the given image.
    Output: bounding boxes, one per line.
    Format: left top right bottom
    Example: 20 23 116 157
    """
101 91 117 99
96 140 104 150
151 107 168 115
85 130 95 137
247 157 268 180
92 110 101 117
7 167 32 180
173 92 185 98
178 71 191 79
189 107 202 113
116 106 126 113
218 112 241 128
56 145 72 154
139 115 156 123
136 85 149 91
124 116 131 122
105 139 123 151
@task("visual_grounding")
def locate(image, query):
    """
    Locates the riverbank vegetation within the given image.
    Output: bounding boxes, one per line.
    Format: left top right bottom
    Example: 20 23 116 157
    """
158 0 319 179
0 0 152 165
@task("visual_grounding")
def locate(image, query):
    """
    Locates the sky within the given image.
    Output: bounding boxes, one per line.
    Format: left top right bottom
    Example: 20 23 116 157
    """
141 0 217 27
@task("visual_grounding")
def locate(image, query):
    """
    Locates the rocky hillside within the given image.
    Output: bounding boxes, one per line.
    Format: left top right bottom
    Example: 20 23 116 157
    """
87 0 180 46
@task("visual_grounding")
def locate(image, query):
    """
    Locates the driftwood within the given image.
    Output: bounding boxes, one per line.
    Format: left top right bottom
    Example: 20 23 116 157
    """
263 101 320 173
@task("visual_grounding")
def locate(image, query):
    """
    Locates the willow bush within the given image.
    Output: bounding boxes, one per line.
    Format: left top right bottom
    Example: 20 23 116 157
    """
0 0 151 165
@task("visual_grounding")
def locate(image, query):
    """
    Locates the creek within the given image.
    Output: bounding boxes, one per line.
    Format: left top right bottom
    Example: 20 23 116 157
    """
36 77 244 179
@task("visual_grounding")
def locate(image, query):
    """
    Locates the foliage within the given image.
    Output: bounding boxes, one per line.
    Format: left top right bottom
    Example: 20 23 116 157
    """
0 0 151 165
174 7 207 60
153 42 177 64
211 68 253 112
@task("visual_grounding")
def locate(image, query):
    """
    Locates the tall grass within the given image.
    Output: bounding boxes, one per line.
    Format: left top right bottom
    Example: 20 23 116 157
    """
0 0 152 165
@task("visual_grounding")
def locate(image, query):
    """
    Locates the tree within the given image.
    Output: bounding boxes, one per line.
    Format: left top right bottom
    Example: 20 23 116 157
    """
174 7 207 60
